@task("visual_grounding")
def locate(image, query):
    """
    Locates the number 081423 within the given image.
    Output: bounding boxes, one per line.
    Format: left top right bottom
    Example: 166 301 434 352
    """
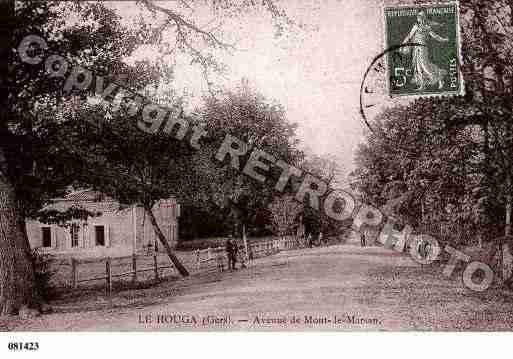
8 342 39 351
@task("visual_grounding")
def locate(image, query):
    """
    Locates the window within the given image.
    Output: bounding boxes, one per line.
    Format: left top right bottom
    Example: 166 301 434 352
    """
70 223 79 248
41 227 51 248
95 225 105 246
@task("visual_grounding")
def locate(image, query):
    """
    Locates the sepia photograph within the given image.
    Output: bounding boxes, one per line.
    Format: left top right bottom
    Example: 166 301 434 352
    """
1 0 513 354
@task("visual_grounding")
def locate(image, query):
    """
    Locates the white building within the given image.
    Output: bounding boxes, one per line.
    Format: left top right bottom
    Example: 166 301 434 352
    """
26 190 179 258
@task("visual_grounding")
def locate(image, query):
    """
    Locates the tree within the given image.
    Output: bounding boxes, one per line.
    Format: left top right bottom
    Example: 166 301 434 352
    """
47 95 213 276
1 0 147 315
1 0 176 314
299 153 345 237
269 194 302 238
0 0 36 316
1 0 300 314
352 100 481 244
33 2 300 275
352 0 513 250
199 81 304 238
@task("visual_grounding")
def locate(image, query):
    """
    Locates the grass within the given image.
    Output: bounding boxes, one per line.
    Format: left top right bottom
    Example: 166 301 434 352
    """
43 235 347 304
48 252 190 289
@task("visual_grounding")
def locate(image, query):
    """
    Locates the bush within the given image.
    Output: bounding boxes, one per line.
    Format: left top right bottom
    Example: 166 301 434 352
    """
32 249 57 301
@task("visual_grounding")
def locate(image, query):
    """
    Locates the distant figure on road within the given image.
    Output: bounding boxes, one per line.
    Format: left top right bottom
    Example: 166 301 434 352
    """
360 232 366 247
319 232 324 247
226 236 238 271
307 233 313 248
238 241 247 269
233 240 239 269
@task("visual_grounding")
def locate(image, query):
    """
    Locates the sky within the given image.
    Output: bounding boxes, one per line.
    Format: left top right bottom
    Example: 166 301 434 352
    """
108 0 387 182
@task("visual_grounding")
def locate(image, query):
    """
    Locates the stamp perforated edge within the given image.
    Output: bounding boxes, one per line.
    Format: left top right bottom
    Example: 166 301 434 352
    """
382 0 465 99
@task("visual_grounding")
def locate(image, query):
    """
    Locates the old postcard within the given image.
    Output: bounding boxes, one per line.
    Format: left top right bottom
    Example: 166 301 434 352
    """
1 0 513 348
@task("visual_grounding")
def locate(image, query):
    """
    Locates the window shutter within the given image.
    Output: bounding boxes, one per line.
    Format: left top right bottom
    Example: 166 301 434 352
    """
105 226 111 247
66 225 71 250
50 226 55 249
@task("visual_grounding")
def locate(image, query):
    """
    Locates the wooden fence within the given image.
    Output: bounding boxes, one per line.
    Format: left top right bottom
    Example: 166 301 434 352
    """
57 253 175 295
192 236 301 272
51 235 305 293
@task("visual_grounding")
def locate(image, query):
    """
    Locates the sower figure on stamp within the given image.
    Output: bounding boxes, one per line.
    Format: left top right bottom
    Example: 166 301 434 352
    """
399 10 449 91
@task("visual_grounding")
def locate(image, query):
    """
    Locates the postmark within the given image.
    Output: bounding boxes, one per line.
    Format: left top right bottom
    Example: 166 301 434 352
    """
383 2 463 97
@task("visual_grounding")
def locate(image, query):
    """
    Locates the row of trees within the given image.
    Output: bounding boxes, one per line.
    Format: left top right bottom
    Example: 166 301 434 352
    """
352 0 513 247
0 0 343 315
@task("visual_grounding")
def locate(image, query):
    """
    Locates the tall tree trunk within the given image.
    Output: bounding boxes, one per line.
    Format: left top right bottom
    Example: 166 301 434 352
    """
242 223 248 261
0 176 39 315
0 0 39 315
144 206 189 277
506 180 512 237
481 121 490 247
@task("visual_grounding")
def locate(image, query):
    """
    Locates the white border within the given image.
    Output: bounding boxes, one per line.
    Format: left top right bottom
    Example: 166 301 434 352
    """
1 332 512 359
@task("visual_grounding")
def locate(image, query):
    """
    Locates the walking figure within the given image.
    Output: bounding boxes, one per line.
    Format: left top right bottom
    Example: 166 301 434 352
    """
226 236 238 271
319 231 328 247
361 232 366 247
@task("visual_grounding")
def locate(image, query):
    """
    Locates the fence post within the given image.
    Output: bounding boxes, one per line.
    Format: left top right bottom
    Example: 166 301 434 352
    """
106 257 112 296
71 258 77 289
239 244 246 269
242 225 249 265
153 253 159 280
217 248 224 272
132 253 138 282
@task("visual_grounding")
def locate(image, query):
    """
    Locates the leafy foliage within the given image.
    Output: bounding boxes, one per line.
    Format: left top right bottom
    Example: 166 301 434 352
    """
269 194 302 237
32 249 56 302
353 0 513 245
198 81 304 237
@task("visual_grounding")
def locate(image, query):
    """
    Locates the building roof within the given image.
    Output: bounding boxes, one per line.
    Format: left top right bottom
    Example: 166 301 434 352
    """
56 189 113 202
42 189 177 217
43 189 120 214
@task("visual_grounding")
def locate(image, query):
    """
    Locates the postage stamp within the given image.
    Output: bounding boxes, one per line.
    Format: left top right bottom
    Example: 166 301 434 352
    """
384 2 463 97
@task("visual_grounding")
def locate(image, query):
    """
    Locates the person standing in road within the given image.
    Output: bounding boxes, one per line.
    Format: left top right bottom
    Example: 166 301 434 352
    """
319 231 326 247
226 236 237 271
232 238 239 270
361 232 366 247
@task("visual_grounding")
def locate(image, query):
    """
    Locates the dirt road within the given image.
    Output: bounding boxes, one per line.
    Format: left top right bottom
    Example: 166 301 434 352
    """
3 244 513 331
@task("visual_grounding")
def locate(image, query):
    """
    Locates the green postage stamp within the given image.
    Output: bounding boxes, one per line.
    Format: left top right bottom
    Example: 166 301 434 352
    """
384 2 463 97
